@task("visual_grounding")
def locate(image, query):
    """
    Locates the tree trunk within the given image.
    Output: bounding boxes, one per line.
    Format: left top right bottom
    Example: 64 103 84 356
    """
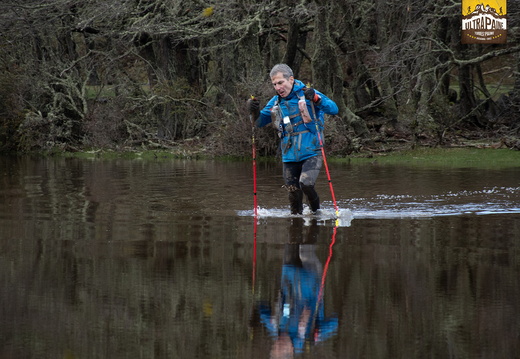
312 0 368 136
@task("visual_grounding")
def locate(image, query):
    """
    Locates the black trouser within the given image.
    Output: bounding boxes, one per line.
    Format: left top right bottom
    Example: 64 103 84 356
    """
283 155 323 214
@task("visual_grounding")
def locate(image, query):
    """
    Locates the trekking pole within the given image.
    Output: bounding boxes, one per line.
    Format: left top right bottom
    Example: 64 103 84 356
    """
308 101 340 219
249 96 259 217
249 96 259 293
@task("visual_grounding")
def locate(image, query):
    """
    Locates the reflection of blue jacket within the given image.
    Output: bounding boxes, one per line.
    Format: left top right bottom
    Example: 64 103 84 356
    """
256 80 339 163
258 264 339 353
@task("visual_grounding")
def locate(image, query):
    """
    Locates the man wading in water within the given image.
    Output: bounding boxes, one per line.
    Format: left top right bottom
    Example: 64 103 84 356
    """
248 64 339 215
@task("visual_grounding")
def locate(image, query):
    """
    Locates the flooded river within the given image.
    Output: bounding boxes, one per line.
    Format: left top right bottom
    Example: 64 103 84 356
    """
1 155 519 358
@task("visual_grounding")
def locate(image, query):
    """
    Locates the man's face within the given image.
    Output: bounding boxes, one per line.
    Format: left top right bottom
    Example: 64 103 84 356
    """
271 72 294 98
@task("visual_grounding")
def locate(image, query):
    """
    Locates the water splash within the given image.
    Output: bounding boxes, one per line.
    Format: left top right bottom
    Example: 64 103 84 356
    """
342 186 520 219
237 206 354 227
238 187 520 221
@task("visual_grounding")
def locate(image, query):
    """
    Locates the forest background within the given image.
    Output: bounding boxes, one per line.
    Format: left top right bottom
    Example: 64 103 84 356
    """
1 0 519 157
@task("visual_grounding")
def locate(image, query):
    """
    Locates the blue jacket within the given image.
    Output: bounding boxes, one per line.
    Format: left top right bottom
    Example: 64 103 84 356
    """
256 79 338 162
258 264 339 353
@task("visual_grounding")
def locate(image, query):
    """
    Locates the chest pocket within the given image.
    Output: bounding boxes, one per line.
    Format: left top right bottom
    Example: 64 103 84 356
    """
284 102 300 121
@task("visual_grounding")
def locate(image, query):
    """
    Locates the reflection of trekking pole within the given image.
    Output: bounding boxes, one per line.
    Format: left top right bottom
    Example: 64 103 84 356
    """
249 212 258 339
311 224 338 335
305 99 339 218
317 226 337 305
252 216 257 292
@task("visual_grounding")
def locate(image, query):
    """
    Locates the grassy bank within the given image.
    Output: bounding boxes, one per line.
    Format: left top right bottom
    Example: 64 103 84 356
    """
61 147 520 169
340 147 520 169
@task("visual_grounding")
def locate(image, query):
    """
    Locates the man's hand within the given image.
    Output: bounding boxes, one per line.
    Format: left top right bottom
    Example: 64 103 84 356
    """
303 88 320 103
247 97 260 114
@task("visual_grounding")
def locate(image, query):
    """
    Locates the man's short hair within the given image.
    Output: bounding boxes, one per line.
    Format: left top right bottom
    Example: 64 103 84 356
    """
270 64 293 79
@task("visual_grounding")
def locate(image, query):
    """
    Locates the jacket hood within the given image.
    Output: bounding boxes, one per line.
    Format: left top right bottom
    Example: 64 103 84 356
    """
287 79 306 100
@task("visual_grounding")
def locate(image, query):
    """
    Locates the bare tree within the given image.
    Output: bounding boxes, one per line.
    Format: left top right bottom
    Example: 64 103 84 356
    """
0 0 519 154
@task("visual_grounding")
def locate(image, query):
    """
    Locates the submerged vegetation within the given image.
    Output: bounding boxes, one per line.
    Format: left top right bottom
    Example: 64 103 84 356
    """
0 1 519 156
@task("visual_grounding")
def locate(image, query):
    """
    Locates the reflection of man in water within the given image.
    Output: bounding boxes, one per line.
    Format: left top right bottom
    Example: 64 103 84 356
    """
258 218 338 357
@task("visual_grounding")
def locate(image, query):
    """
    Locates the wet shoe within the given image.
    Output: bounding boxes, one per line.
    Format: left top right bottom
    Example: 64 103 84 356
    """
291 208 303 215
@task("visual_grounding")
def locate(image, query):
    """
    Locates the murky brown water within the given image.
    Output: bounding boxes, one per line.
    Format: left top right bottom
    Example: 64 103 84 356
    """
1 155 519 358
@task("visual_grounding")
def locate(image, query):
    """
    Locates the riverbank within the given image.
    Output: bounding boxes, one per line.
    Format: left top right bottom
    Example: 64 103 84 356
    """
14 125 516 169
59 144 520 170
344 147 520 168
